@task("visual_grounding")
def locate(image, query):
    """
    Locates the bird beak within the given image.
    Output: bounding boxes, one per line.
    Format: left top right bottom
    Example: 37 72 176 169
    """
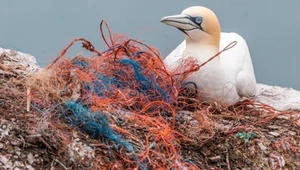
160 14 199 31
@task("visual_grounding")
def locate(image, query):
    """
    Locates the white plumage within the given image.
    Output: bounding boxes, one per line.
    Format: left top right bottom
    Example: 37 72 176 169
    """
161 6 257 105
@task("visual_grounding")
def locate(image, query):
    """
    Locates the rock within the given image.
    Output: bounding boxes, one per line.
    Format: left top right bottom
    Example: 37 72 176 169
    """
68 137 95 162
267 125 280 130
13 160 24 168
0 155 13 168
268 131 280 137
27 153 35 164
255 84 300 111
208 155 221 162
15 151 21 156
26 164 36 170
0 121 11 140
0 47 40 76
258 142 267 151
0 143 4 149
288 131 296 136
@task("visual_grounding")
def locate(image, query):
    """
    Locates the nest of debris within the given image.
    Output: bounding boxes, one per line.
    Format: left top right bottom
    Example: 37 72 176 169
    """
0 20 299 170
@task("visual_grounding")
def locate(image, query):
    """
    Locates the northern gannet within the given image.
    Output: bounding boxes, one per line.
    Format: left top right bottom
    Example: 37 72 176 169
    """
161 6 257 105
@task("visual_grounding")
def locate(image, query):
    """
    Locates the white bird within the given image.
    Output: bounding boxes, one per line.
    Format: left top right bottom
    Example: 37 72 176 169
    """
161 6 257 105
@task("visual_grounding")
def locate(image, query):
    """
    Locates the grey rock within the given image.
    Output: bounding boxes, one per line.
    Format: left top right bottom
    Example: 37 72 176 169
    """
255 84 300 111
0 47 40 76
268 131 280 137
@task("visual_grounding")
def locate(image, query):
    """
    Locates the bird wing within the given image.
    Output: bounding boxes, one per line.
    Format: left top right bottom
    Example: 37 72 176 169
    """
219 32 257 97
163 40 186 71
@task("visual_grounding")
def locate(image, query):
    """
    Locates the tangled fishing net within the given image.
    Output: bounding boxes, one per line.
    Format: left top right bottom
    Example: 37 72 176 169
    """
1 20 300 169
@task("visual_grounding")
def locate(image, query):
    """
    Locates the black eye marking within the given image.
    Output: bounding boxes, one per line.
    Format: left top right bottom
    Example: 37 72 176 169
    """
186 15 204 31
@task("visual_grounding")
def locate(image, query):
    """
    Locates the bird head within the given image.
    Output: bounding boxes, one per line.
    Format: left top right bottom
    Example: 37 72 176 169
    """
161 6 221 48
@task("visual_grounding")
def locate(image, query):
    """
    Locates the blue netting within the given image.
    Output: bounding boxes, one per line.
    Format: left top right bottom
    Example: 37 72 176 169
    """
64 102 139 162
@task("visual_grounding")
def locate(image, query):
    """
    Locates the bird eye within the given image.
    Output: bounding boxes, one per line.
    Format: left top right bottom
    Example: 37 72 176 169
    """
194 17 202 24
